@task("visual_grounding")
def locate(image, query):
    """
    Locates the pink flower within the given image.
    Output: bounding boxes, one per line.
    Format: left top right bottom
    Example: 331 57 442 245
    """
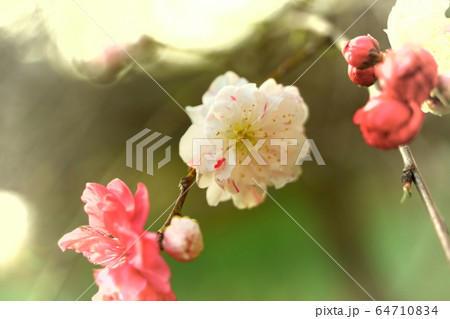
162 217 204 262
375 45 438 104
58 179 176 301
353 94 425 150
347 65 376 87
342 35 381 69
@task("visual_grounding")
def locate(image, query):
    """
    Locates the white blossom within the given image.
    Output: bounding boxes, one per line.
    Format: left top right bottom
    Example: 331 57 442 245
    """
386 0 450 74
179 71 308 209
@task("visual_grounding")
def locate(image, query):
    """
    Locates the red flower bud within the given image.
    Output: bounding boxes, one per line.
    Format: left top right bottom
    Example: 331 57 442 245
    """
353 94 425 150
348 65 376 87
375 45 438 105
342 35 381 69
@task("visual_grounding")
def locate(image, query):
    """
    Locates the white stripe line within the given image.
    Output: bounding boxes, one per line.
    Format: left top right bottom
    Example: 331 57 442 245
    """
252 178 376 301
69 0 198 125
251 0 380 126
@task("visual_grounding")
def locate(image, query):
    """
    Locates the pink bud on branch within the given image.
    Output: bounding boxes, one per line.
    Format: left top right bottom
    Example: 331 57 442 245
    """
162 217 204 262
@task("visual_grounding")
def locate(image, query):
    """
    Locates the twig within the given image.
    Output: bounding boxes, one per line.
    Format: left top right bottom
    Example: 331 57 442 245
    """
399 145 450 264
269 35 331 80
158 167 196 244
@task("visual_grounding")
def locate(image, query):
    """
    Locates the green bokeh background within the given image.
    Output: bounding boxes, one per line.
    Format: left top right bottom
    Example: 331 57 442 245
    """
1 0 449 300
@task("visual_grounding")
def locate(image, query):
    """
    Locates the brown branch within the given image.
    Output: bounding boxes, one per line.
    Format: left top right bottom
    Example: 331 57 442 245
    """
399 145 450 264
158 167 196 244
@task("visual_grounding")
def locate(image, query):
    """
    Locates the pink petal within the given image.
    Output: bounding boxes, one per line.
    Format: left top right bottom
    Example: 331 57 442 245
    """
133 233 174 294
132 183 149 230
82 181 133 239
100 197 136 243
107 179 135 220
140 284 177 301
58 227 123 266
93 232 176 301
93 264 147 301
81 183 110 234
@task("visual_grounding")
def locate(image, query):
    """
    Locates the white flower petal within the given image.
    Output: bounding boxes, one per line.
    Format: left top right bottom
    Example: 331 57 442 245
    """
178 124 205 167
198 172 214 189
206 181 231 206
179 71 309 209
231 185 266 209
386 0 450 73
185 104 209 125
202 71 248 106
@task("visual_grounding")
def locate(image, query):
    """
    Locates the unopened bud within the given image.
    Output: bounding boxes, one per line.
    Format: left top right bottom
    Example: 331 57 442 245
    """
162 216 204 262
348 65 376 87
342 35 381 69
353 94 425 150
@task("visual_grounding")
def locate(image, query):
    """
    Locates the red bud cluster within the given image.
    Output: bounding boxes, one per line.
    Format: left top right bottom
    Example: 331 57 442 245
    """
342 35 382 87
343 36 440 150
